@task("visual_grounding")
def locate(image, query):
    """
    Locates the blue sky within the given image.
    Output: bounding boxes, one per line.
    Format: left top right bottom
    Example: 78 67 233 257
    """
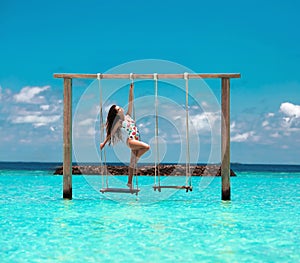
0 0 299 164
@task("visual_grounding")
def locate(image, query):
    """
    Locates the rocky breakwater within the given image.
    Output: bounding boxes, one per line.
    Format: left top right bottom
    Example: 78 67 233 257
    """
54 164 236 176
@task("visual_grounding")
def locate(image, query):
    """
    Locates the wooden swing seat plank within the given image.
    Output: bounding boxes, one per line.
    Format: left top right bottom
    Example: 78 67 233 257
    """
153 185 193 192
100 188 140 194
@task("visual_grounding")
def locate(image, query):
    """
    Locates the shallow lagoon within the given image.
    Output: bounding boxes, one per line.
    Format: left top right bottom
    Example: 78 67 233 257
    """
1 170 300 262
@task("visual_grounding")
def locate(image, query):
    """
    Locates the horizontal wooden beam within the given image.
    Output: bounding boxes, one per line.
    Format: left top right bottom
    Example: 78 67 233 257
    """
53 73 241 79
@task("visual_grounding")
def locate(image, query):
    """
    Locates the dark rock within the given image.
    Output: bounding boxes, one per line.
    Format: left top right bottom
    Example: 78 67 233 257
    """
54 164 236 176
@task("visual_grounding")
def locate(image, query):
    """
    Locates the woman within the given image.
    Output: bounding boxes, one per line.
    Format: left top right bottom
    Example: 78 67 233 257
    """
100 83 150 188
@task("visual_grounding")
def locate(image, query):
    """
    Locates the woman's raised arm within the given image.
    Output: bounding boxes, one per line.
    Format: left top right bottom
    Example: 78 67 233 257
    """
126 83 134 116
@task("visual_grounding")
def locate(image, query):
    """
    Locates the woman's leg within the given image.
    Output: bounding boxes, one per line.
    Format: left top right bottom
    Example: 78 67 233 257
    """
127 140 150 187
128 150 138 187
127 139 150 158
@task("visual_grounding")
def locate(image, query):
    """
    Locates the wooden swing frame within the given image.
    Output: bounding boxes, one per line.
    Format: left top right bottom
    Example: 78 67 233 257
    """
54 72 240 200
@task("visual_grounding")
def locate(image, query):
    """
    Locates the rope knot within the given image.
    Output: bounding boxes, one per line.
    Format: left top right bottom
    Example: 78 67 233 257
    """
184 72 189 80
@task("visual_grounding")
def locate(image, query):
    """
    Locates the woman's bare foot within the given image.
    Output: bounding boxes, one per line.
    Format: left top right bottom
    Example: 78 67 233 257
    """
127 183 132 189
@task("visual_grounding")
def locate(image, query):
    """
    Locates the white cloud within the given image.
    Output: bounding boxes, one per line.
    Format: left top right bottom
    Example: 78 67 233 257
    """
0 85 64 161
14 86 50 104
270 132 280 138
11 114 60 127
190 111 220 132
280 102 300 118
279 102 300 130
201 101 208 108
78 118 95 126
230 101 300 146
281 117 292 128
87 127 96 136
169 134 181 144
262 120 271 130
137 122 151 134
138 121 152 129
142 127 150 134
19 139 32 144
40 105 50 110
4 85 63 130
231 132 249 142
231 131 258 142
16 108 43 116
230 121 236 129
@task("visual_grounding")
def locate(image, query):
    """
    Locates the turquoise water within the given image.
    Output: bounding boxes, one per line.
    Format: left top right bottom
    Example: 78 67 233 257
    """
1 170 300 262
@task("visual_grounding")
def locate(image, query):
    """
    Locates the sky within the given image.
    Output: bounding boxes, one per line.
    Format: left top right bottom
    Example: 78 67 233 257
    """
0 0 299 164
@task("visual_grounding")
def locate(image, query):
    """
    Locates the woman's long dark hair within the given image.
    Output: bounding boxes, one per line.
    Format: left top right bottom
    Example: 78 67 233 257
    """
106 105 123 145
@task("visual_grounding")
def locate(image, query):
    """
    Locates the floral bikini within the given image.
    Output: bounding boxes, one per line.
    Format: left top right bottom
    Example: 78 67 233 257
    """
122 114 140 141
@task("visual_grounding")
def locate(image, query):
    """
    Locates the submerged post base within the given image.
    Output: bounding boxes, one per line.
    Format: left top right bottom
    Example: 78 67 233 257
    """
63 189 72 199
222 188 230 201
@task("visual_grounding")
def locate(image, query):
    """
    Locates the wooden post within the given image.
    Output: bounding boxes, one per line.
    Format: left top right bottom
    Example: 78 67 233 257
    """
63 78 72 199
221 78 231 201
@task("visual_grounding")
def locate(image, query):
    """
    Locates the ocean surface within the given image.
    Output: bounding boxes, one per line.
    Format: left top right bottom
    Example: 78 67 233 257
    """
0 162 300 262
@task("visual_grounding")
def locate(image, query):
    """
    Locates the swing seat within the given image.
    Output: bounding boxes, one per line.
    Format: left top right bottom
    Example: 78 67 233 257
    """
100 188 140 194
153 185 193 192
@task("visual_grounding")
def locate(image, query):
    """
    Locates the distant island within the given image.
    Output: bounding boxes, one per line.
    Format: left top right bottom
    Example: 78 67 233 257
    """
54 164 236 176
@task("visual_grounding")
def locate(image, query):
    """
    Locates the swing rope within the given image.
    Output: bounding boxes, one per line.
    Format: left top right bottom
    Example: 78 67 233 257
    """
97 73 108 189
184 72 191 187
153 73 160 188
152 73 192 192
129 73 138 193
